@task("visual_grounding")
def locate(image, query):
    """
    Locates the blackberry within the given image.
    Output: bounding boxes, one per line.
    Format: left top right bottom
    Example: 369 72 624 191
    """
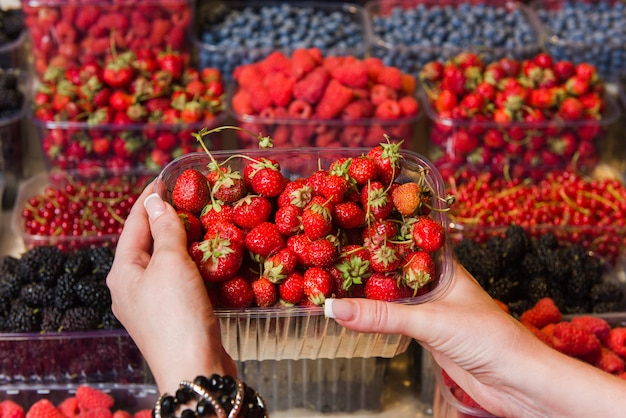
507 299 534 318
0 254 21 275
544 247 571 284
566 268 593 302
0 271 22 301
501 225 530 264
525 276 549 304
453 239 491 287
590 282 624 304
521 253 545 279
0 88 22 112
19 282 49 307
41 306 64 332
60 306 100 332
593 301 624 314
0 8 24 40
88 247 114 279
21 246 67 285
563 304 589 315
54 272 78 310
75 277 111 313
6 299 41 332
64 248 93 277
535 232 559 253
101 308 122 330
486 276 519 302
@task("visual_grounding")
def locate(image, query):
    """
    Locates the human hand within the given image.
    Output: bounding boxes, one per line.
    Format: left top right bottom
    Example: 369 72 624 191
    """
107 184 236 393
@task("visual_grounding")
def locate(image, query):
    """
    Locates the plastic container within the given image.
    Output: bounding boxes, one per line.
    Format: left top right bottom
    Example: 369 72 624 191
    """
0 383 158 411
193 1 368 80
0 330 147 385
155 147 454 361
365 0 541 77
228 89 423 149
12 168 154 251
0 96 26 209
422 89 621 181
33 116 227 171
0 30 27 70
22 0 193 77
530 0 626 79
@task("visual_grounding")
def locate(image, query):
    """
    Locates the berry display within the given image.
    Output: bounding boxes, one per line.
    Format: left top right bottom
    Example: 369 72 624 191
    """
448 170 626 262
33 50 226 170
0 8 24 46
19 171 152 250
368 1 538 76
535 0 626 78
420 51 613 180
196 2 366 78
231 48 421 148
162 127 451 308
454 225 625 316
23 1 191 76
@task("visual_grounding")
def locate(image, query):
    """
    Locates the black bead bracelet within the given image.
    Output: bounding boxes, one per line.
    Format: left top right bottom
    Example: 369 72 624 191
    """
153 374 268 418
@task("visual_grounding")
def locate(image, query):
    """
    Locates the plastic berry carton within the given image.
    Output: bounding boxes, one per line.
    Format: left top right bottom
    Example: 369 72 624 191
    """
0 29 27 71
0 89 27 209
11 168 155 251
32 116 227 171
0 383 158 411
364 0 541 78
530 0 626 80
154 147 454 361
422 89 621 182
192 1 368 80
0 330 148 385
22 0 193 78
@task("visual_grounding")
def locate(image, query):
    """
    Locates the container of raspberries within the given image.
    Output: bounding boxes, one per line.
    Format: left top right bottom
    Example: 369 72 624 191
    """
193 1 368 81
154 136 454 361
11 168 154 251
228 48 423 149
432 306 626 417
420 51 620 180
0 384 158 416
0 246 147 384
365 0 541 78
530 0 626 79
22 0 193 78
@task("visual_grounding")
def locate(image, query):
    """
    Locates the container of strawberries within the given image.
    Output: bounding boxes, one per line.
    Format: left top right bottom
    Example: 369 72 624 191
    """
22 0 193 78
228 48 423 149
154 130 454 361
420 51 621 181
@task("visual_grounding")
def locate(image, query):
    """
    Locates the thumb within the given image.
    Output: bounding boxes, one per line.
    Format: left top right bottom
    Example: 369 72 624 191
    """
324 298 425 338
143 193 188 254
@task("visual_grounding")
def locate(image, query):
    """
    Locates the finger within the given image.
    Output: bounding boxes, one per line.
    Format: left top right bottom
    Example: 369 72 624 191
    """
113 182 156 265
144 192 189 256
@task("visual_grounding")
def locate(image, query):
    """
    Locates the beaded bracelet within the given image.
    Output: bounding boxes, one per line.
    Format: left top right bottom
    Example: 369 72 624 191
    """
153 374 268 418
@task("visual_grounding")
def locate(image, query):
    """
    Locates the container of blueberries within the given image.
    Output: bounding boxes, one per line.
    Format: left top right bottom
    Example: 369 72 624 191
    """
192 1 369 79
364 0 541 78
530 0 626 79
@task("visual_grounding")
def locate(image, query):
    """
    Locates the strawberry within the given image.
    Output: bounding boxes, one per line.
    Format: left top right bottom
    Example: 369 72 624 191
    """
172 168 210 215
203 220 245 252
287 233 313 267
277 179 312 209
559 97 584 120
245 222 285 259
369 243 402 273
306 237 338 268
200 201 234 227
217 276 254 308
365 272 412 301
332 201 365 230
178 211 202 246
263 248 298 283
251 277 278 307
274 205 303 236
232 195 272 230
367 141 402 186
25 400 65 418
0 400 25 418
279 272 305 305
362 219 398 249
412 216 445 253
391 182 421 216
319 174 349 204
348 156 379 185
249 165 287 197
400 250 435 291
520 297 563 329
190 236 243 282
360 181 394 221
301 201 333 240
207 166 247 204
303 267 333 305
552 321 600 358
157 50 184 80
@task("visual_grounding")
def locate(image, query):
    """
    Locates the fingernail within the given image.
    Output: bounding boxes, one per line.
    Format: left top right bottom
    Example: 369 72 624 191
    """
144 193 165 220
324 298 353 320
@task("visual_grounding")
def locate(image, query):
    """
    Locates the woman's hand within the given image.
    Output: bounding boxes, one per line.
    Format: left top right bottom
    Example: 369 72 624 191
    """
107 185 236 394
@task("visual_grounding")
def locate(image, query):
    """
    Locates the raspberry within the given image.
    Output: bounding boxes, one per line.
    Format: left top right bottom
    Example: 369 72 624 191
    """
342 99 373 120
291 48 318 78
293 66 330 104
594 346 625 375
374 99 402 119
287 99 313 119
570 316 611 341
76 386 115 411
265 72 295 108
364 56 385 80
399 96 420 117
377 66 404 90
231 90 253 115
132 410 152 418
604 328 626 357
258 51 291 76
57 397 79 417
111 411 132 418
0 400 24 418
330 59 369 88
248 85 273 113
370 84 398 106
25 399 65 418
519 297 562 329
76 407 113 418
552 321 600 358
315 79 353 119
234 64 263 88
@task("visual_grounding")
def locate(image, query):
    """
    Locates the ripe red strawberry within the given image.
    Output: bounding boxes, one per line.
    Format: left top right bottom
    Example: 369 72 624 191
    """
362 219 398 249
367 141 402 186
200 201 234 227
263 248 298 283
249 165 287 197
412 216 445 253
0 400 24 418
245 222 285 259
172 168 210 215
251 277 278 307
360 181 394 221
274 205 303 236
203 220 245 252
303 267 333 305
391 182 421 216
178 211 202 246
306 237 338 268
559 97 584 120
217 276 254 308
320 174 349 204
279 271 305 304
190 236 243 282
365 272 412 301
401 250 435 291
287 233 313 267
301 202 333 240
332 201 365 230
369 243 402 273
520 298 563 329
25 399 65 418
207 166 247 204
552 321 600 357
232 195 272 230
277 179 312 208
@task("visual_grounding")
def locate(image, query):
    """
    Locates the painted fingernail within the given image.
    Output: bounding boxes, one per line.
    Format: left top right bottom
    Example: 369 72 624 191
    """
144 193 165 220
324 298 353 320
